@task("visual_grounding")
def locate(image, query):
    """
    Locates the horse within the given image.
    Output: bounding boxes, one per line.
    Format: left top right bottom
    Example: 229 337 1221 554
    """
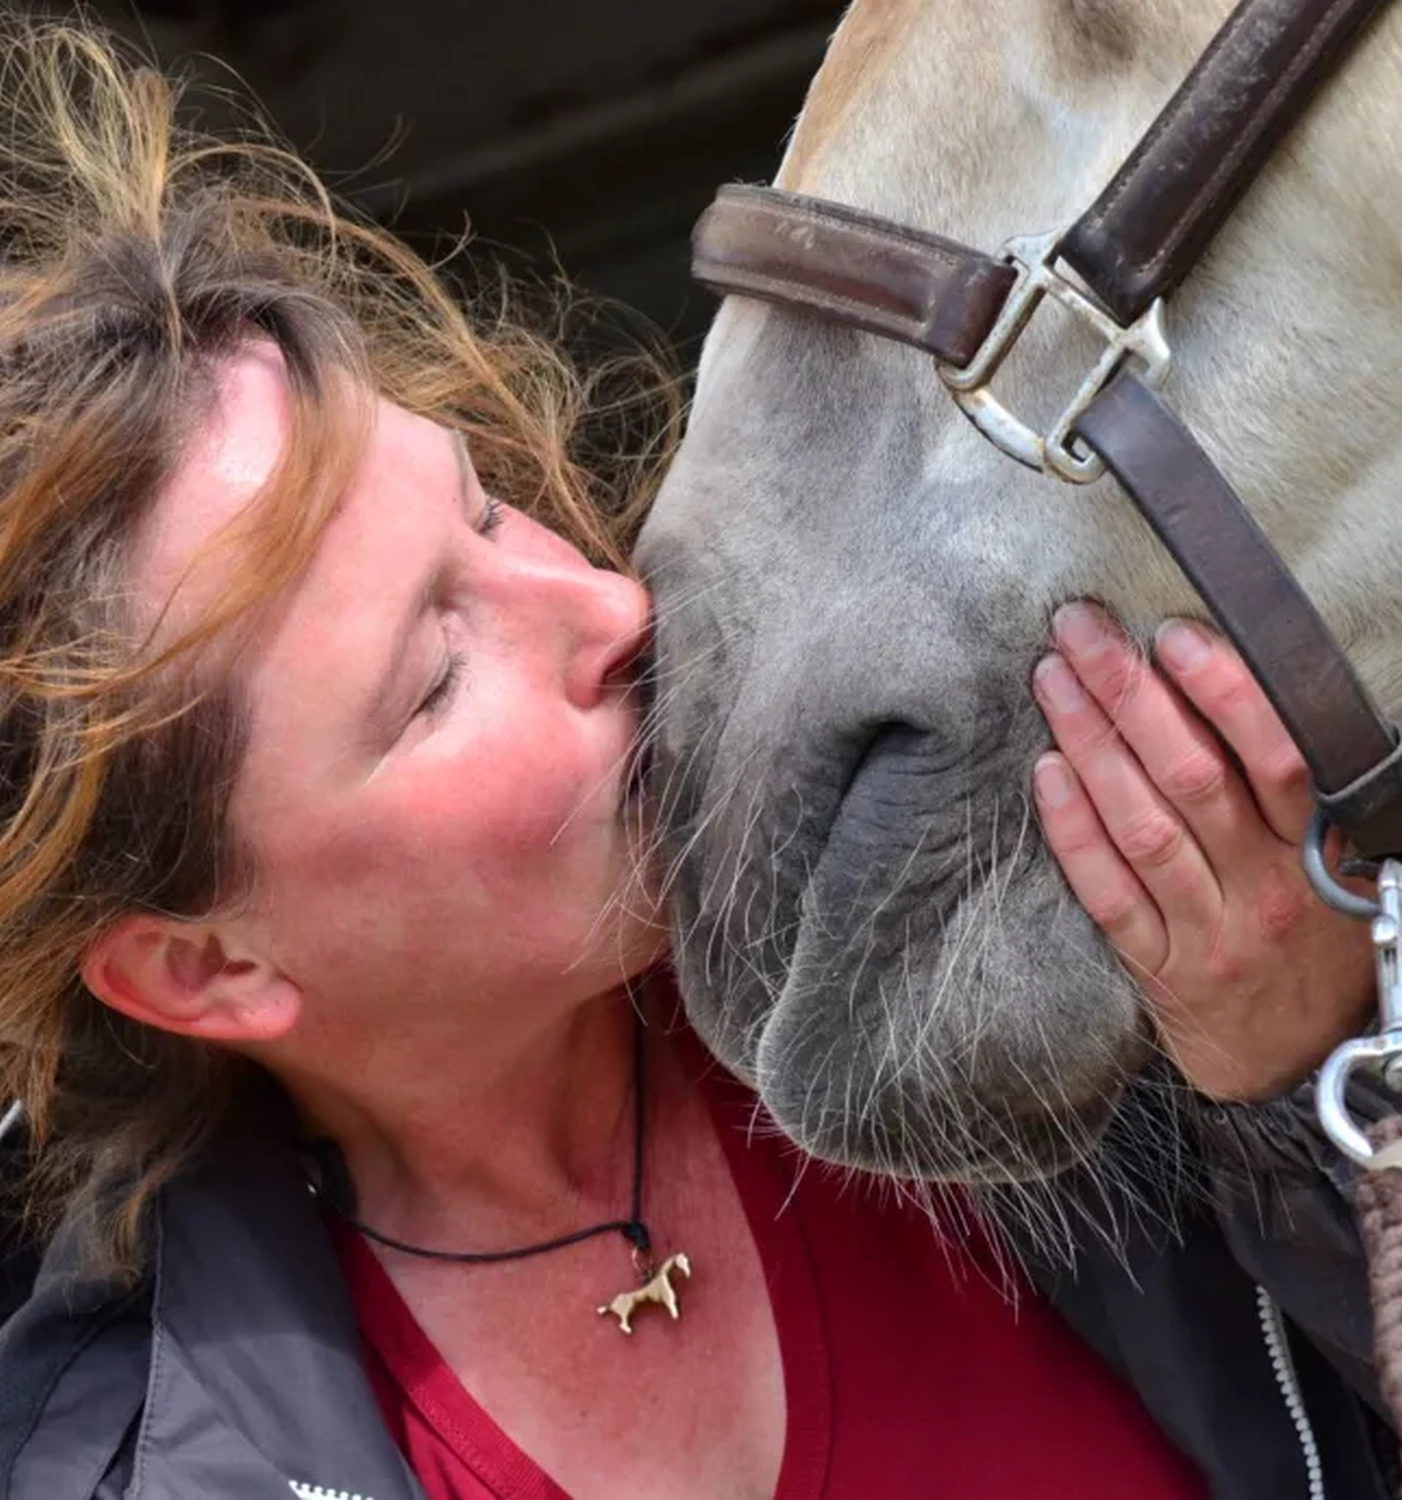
635 0 1402 1196
597 1253 692 1334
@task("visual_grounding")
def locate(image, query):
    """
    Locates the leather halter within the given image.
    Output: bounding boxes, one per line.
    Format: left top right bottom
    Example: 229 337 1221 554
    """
690 0 1402 860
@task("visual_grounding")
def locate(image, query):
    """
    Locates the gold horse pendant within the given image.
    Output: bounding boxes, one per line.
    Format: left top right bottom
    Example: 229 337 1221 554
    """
597 1251 692 1335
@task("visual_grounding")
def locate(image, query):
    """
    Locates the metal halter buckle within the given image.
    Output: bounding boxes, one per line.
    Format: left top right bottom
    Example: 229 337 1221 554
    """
938 228 1172 485
1308 813 1402 1167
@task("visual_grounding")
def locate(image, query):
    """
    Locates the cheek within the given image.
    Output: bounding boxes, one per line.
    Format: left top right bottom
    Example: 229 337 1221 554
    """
409 698 622 862
236 756 652 995
253 746 612 915
399 746 591 860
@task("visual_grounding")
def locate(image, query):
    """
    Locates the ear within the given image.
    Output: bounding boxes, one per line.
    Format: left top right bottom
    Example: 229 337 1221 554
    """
81 914 302 1044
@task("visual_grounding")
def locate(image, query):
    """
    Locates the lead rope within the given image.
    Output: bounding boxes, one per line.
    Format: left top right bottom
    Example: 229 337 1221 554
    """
1355 1118 1402 1489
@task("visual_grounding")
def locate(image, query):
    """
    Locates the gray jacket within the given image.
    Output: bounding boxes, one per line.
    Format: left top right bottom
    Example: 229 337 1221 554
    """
0 1127 427 1500
0 1079 1397 1500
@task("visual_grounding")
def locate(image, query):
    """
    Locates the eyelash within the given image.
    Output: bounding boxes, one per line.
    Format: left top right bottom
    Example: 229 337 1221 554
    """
480 496 505 536
419 651 465 716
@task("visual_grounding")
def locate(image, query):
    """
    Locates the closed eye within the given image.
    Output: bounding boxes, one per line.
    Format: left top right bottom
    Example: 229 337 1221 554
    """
418 651 465 716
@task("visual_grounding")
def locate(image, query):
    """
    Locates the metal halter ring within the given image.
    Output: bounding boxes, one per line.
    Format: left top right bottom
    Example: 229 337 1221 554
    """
937 228 1172 484
1307 812 1402 1167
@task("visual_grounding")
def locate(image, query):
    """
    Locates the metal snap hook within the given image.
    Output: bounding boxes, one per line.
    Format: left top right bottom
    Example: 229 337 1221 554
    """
1314 848 1402 1167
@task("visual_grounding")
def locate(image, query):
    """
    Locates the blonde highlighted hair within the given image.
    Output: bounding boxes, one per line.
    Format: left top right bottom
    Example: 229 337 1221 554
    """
0 18 675 1271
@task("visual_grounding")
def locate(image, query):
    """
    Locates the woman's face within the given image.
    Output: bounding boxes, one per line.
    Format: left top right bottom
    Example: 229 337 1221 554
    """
133 347 665 1030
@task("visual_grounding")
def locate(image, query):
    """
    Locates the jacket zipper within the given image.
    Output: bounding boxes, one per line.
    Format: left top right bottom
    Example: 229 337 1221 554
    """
1255 1284 1326 1499
288 1484 376 1500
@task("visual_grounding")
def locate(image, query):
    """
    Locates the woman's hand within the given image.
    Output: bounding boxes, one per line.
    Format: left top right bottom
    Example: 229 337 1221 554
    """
1031 602 1376 1102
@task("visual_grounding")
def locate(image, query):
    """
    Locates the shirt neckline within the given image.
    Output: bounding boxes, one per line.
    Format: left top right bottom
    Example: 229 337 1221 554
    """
333 1029 834 1499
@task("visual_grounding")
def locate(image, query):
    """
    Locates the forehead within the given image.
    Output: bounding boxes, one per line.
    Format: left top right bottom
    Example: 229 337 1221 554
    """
127 346 291 639
1048 0 1142 69
779 0 1148 191
779 0 921 191
127 347 448 649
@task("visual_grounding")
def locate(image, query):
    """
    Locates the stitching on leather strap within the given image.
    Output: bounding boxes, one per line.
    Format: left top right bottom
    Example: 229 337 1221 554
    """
1081 0 1259 234
1133 0 1355 287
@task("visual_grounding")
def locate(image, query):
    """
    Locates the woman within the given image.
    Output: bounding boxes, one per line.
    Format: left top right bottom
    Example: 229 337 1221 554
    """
0 21 1384 1500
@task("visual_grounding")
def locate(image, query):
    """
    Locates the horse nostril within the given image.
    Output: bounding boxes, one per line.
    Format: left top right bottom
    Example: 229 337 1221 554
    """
839 722 931 803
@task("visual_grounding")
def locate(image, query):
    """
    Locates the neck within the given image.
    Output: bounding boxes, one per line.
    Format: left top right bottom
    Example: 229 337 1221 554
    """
269 981 649 1247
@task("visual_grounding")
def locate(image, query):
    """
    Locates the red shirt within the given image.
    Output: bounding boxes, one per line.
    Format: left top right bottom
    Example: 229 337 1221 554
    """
332 1047 1206 1499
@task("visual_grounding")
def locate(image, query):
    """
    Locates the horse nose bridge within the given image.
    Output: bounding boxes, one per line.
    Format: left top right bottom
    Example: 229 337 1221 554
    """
640 448 1045 788
673 571 1008 774
773 590 998 737
733 595 1049 844
703 632 999 849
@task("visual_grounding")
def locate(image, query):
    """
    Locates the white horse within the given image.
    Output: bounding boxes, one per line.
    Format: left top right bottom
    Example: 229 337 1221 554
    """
636 0 1402 1190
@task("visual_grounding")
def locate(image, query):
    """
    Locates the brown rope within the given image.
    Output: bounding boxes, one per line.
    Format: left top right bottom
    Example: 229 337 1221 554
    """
1356 1113 1402 1487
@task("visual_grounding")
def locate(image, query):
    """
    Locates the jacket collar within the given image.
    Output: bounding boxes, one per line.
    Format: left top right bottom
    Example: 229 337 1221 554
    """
129 1120 423 1500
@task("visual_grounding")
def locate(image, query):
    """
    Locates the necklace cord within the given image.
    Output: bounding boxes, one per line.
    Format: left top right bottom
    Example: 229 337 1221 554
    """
307 1008 651 1265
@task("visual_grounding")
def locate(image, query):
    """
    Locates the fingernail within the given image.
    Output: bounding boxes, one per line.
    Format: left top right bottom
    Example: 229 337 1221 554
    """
1053 602 1109 657
1033 654 1086 713
1156 619 1213 673
1033 755 1075 808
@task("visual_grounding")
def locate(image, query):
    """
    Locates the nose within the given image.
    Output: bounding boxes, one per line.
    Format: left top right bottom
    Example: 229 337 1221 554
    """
495 517 651 709
562 565 651 710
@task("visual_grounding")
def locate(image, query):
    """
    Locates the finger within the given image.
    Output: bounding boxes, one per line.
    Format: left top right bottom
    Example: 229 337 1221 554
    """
1033 651 1223 934
1053 603 1283 863
1032 752 1168 972
1153 618 1312 844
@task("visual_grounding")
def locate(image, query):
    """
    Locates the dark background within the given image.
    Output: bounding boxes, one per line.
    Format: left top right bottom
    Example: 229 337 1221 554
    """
70 0 849 362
